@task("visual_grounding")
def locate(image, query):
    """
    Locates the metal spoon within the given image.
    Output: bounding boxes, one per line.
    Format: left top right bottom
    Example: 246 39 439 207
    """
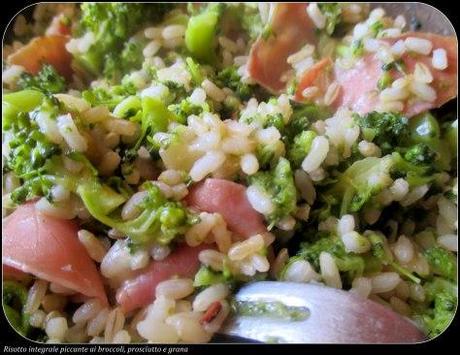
217 281 426 343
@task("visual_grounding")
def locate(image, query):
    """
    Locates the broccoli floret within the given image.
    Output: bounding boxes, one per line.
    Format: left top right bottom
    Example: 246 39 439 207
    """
78 181 197 246
287 130 317 168
3 281 30 337
3 94 62 204
185 4 225 64
217 66 253 100
17 64 67 94
354 111 410 154
318 3 342 35
194 264 234 287
414 277 457 337
295 233 365 285
424 246 457 281
249 158 297 227
82 82 137 109
168 98 209 125
320 156 393 217
76 3 174 80
103 39 147 81
403 143 437 166
284 103 330 141
238 4 265 41
390 152 434 187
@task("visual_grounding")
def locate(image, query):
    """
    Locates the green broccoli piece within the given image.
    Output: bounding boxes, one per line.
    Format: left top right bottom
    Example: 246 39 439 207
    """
318 3 342 35
443 119 457 158
284 103 330 141
82 82 137 109
3 281 30 337
403 143 437 166
414 277 457 338
408 112 452 171
354 111 410 154
3 94 62 204
78 181 197 246
294 233 365 284
424 246 457 281
76 3 174 80
185 4 225 64
287 130 317 168
249 158 297 227
194 264 234 287
17 64 66 94
185 57 204 86
320 156 393 217
217 65 253 100
168 98 209 124
238 4 265 41
103 38 147 81
390 152 434 187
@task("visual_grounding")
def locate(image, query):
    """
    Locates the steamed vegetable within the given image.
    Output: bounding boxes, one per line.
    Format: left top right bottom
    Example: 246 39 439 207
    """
3 281 30 336
414 277 457 337
79 181 196 246
185 4 224 64
424 246 457 281
287 130 317 168
318 3 342 36
17 64 67 94
354 111 409 154
76 3 174 80
288 232 365 285
217 65 253 100
249 158 297 227
3 92 61 204
319 156 393 217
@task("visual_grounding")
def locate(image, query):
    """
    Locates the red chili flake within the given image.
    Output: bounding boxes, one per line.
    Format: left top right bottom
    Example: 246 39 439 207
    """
199 301 222 325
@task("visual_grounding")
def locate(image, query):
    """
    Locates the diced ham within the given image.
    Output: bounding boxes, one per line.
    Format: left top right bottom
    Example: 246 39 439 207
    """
7 35 73 80
3 264 30 281
2 202 107 304
116 244 208 313
186 178 267 238
247 3 317 93
294 57 334 101
334 32 457 117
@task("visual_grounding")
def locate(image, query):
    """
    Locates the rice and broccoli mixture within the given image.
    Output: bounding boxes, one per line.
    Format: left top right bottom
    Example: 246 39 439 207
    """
2 3 458 344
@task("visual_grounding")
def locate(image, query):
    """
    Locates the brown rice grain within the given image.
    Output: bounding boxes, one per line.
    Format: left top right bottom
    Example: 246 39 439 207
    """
24 280 48 314
104 308 125 343
41 294 67 313
72 299 104 324
78 230 108 263
228 234 264 261
87 308 110 337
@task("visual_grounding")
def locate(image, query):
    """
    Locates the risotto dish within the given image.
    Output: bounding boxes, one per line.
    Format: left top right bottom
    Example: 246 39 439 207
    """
2 3 458 344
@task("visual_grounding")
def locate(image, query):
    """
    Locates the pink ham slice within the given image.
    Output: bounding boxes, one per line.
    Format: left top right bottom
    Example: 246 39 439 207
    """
186 178 267 238
2 202 107 304
247 3 317 93
116 243 208 313
3 264 30 281
334 32 457 117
